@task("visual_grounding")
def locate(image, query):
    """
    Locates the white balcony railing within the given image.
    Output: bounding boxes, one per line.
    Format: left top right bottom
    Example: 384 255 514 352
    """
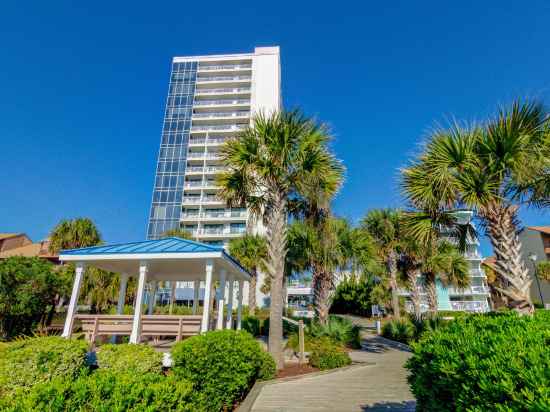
447 286 490 295
197 75 251 82
191 124 246 132
194 99 250 107
183 195 224 204
195 87 251 95
182 211 247 220
185 166 225 174
187 152 221 160
198 64 252 71
192 111 249 119
450 301 490 312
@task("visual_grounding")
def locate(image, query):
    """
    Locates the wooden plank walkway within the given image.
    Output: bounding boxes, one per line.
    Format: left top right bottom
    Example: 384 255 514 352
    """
248 334 415 412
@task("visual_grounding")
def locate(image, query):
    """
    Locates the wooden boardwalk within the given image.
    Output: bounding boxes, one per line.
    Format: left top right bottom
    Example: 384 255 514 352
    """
248 335 415 412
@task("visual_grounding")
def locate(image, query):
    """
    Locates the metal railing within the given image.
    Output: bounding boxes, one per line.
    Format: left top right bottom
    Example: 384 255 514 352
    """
191 125 246 132
195 87 251 95
198 64 252 71
187 152 221 159
192 111 249 119
185 166 225 173
197 75 251 82
450 301 490 312
447 286 490 295
194 99 250 106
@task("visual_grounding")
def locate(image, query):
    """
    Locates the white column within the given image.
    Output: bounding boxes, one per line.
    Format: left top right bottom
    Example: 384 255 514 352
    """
169 282 176 315
237 280 244 330
216 269 227 330
201 259 213 333
62 262 85 338
148 280 158 315
193 279 200 315
130 261 148 344
117 273 129 314
226 277 234 329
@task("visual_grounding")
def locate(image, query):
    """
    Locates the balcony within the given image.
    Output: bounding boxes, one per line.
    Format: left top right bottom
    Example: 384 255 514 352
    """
186 152 221 160
183 180 218 190
192 111 249 120
191 124 246 133
182 195 225 205
196 75 251 84
194 99 250 107
195 87 251 96
450 301 490 312
198 64 252 72
182 197 201 204
185 166 226 175
447 286 490 295
181 211 247 221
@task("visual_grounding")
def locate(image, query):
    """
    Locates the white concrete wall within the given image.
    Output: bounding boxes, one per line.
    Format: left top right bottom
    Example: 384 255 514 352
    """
251 46 281 117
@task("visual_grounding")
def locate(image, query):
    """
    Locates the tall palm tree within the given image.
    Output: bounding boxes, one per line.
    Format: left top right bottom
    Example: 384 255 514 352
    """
48 217 102 253
287 217 353 325
361 209 403 318
161 228 193 240
218 110 343 368
402 100 550 314
228 234 268 314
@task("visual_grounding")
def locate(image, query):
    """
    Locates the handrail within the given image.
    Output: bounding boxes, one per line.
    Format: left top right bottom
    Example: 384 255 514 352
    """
282 316 306 364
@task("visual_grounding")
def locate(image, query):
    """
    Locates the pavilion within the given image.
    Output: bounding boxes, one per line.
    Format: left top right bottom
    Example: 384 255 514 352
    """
59 237 250 344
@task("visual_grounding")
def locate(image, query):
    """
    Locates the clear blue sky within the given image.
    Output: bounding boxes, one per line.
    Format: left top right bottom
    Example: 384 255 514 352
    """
1 1 549 255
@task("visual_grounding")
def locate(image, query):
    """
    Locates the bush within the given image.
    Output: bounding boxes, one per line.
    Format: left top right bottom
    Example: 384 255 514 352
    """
308 316 361 349
96 343 163 374
308 337 351 370
330 275 375 316
171 330 276 411
0 336 89 397
241 315 261 336
1 370 198 412
406 311 550 411
382 318 415 344
257 350 277 381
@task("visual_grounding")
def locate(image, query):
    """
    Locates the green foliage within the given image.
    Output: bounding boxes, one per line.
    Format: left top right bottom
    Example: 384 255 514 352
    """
0 257 69 339
96 344 163 374
537 261 550 281
308 337 352 370
330 275 375 316
154 304 197 315
406 311 550 411
48 217 102 254
160 228 193 239
171 330 276 411
382 318 415 344
308 316 361 349
241 315 261 336
0 336 89 397
1 370 198 412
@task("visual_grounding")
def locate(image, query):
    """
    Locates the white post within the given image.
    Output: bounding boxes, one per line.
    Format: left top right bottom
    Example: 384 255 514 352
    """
169 282 176 314
226 277 234 329
216 269 227 330
201 260 213 333
193 279 200 315
130 262 148 344
148 280 158 315
62 262 85 338
237 280 244 330
117 273 129 314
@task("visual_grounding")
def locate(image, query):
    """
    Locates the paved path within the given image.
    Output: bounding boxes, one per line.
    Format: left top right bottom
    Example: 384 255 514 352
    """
248 334 415 412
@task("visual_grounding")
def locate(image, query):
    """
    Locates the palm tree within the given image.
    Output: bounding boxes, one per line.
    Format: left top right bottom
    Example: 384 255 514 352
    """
287 217 352 325
228 234 268 314
361 209 403 318
218 110 343 368
402 100 550 314
161 228 193 240
49 217 102 253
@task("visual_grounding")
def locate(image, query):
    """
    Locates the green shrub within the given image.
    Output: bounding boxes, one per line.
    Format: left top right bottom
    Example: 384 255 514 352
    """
0 370 198 412
308 316 361 349
257 350 277 381
308 337 351 370
382 318 415 344
96 343 163 374
406 311 550 411
171 330 276 411
241 315 261 336
0 336 89 397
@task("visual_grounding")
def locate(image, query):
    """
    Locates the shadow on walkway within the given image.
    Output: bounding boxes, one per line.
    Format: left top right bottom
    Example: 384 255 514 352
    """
361 400 416 411
360 335 411 354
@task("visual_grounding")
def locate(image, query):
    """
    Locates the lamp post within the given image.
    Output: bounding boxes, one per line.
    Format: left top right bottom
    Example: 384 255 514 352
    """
528 253 545 307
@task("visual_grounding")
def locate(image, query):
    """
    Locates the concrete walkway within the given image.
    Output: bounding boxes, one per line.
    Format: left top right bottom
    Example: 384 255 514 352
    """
248 334 415 412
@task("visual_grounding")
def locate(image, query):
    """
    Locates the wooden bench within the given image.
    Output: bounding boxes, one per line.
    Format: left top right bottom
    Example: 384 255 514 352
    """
74 314 202 344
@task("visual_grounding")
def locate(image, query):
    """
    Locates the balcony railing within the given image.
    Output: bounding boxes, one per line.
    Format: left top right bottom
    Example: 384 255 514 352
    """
196 75 251 82
192 111 249 119
187 152 221 160
182 211 247 219
447 286 490 295
182 197 201 204
191 125 246 132
185 166 225 174
195 87 251 95
198 64 252 71
450 301 490 312
183 196 224 204
194 99 250 106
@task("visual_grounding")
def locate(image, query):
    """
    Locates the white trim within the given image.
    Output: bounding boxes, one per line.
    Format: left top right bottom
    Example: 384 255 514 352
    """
216 269 227 330
62 262 85 338
130 262 148 344
59 251 223 261
201 259 213 333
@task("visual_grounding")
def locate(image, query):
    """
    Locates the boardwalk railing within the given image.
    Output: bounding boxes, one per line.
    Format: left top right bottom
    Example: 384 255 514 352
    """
74 314 202 344
282 316 305 364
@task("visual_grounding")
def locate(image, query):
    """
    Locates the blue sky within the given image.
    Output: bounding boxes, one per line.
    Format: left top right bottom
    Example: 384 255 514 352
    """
1 1 549 255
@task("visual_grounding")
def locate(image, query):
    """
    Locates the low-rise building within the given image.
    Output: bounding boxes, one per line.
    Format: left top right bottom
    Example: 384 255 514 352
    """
0 235 59 264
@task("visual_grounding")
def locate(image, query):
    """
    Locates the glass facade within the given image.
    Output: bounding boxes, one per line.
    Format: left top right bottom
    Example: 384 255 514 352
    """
147 61 197 239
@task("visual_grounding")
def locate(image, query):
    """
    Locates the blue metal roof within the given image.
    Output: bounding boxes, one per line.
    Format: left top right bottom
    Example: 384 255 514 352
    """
60 237 224 256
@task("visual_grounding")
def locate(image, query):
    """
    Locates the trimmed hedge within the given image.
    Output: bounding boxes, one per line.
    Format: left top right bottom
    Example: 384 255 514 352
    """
308 337 352 370
382 318 415 344
406 311 550 411
96 343 163 374
0 336 89 397
0 370 198 412
171 329 276 411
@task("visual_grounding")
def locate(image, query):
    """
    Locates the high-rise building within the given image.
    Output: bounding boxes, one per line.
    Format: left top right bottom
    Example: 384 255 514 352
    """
147 47 281 244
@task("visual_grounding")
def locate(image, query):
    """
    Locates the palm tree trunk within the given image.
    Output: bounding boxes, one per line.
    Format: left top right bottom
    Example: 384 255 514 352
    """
265 193 287 370
484 203 534 315
387 250 401 318
312 265 333 326
425 272 438 314
407 269 422 321
248 268 257 314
